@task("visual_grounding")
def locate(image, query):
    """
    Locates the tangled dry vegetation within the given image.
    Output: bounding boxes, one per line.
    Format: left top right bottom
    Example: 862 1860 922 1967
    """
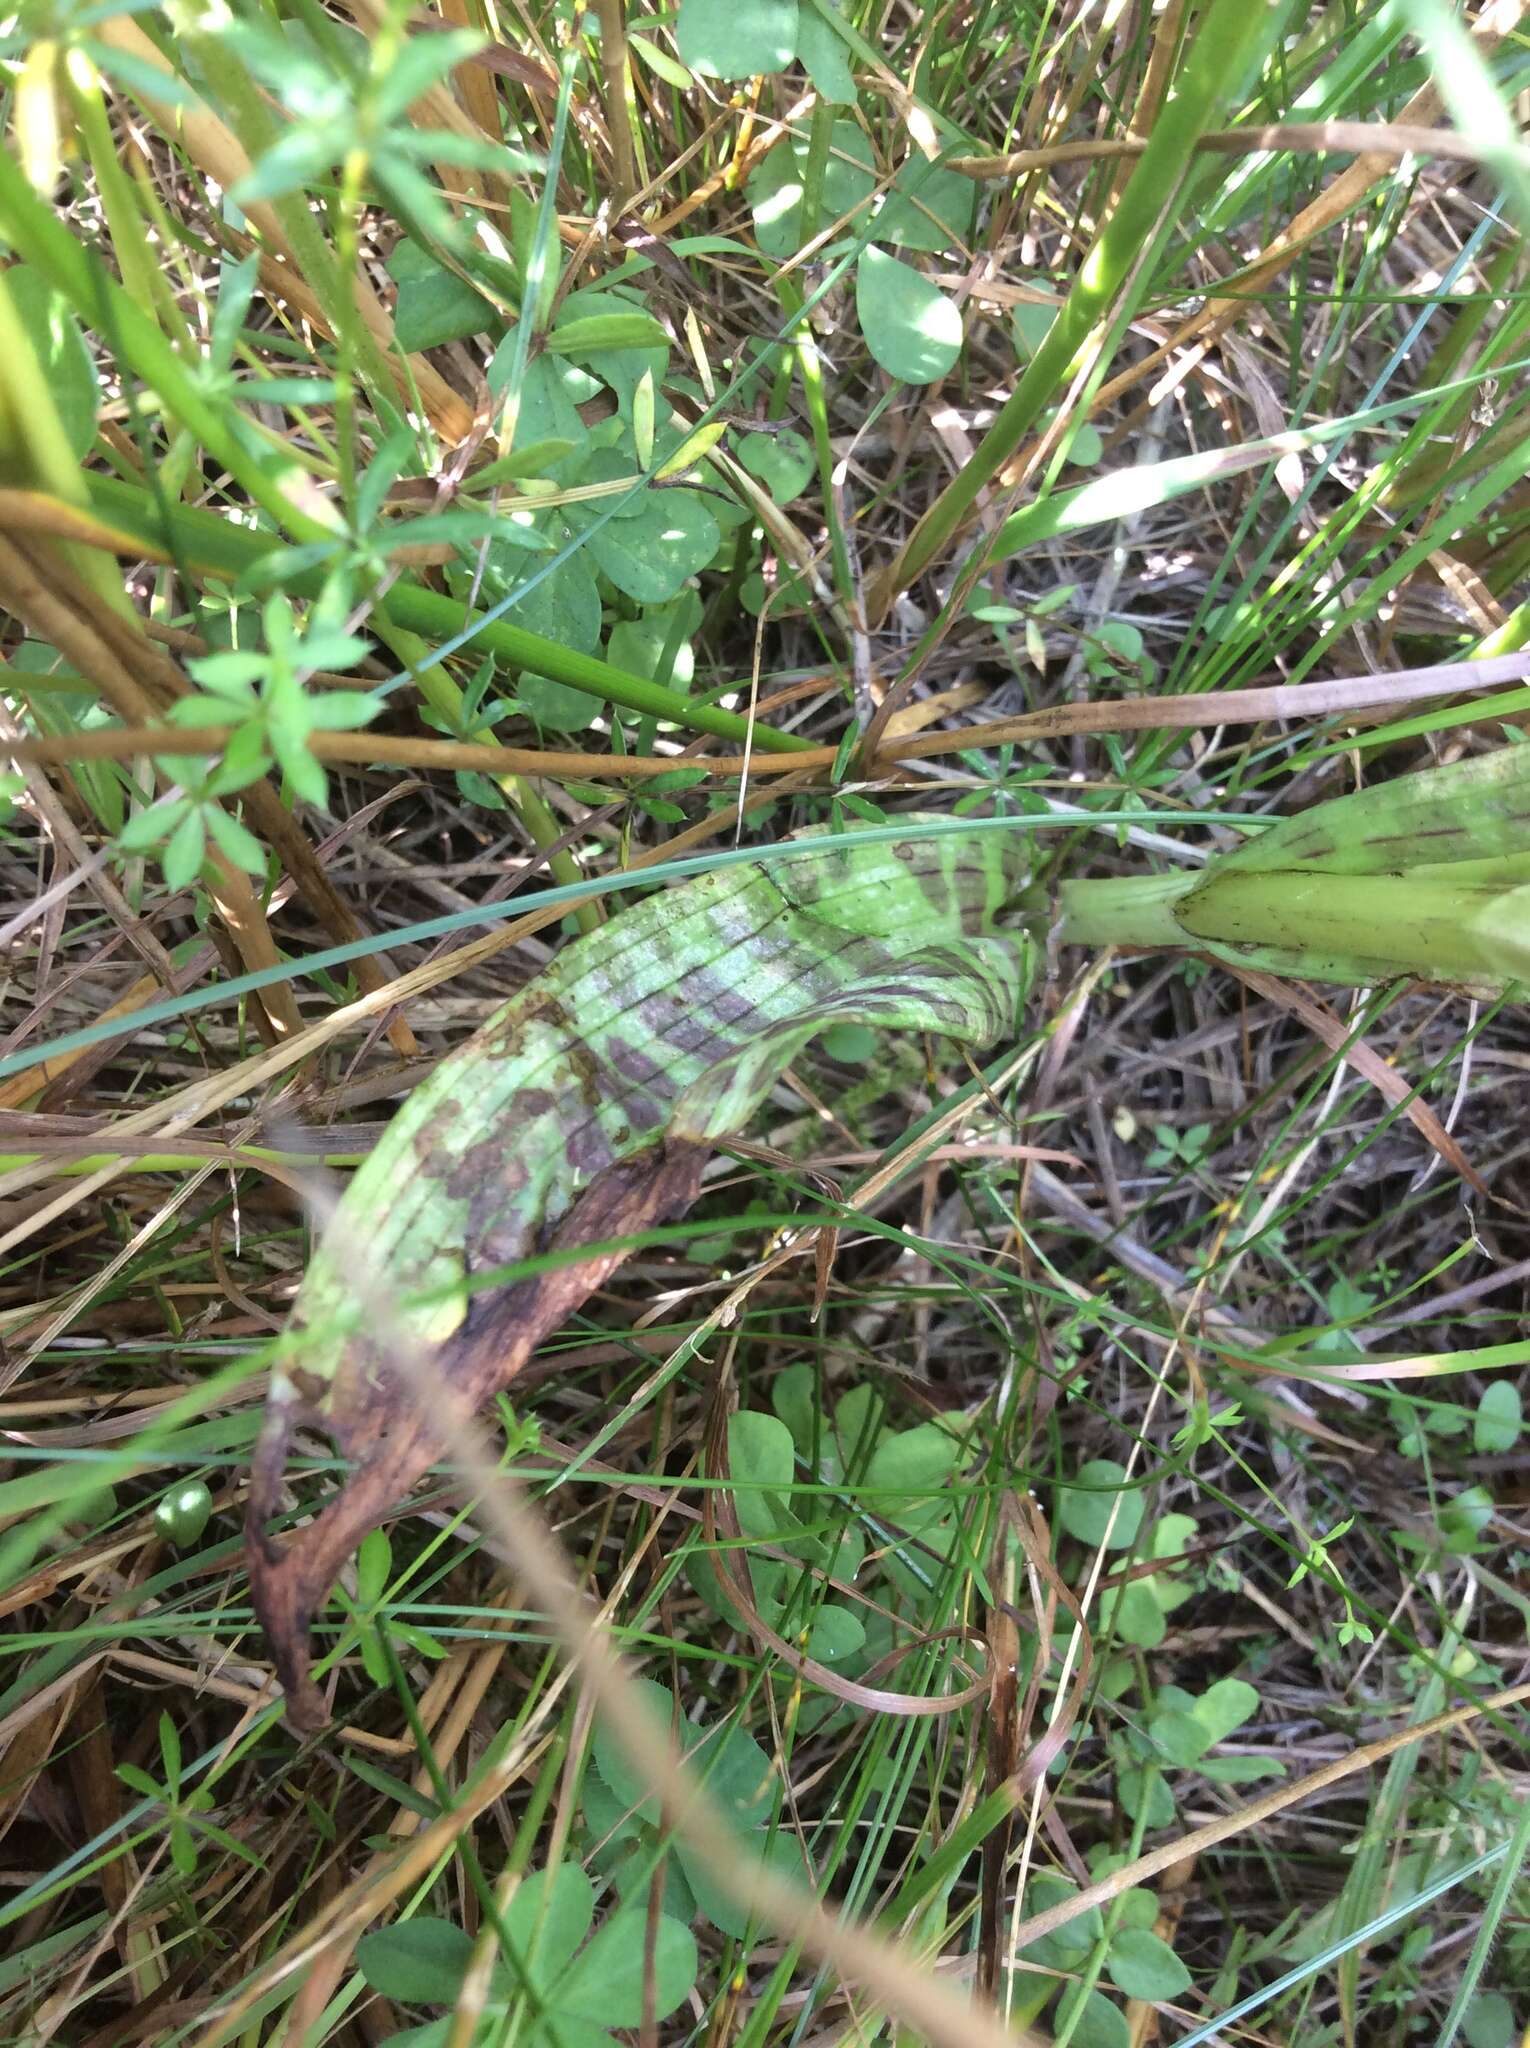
1 3 1528 2046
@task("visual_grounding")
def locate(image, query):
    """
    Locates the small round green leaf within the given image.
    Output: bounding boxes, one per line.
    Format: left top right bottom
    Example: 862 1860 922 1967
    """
1105 1927 1191 2001
581 489 719 604
514 672 599 732
746 120 875 261
822 1021 876 1063
1057 1459 1143 1549
387 241 496 353
357 1918 473 2004
795 0 854 102
738 428 815 502
1463 1993 1516 2048
1055 1985 1131 2048
153 1482 214 1549
1106 1579 1167 1648
875 164 977 252
1474 1380 1521 1453
592 1679 674 1819
1191 1676 1260 1744
855 247 962 385
501 1864 595 1990
483 524 602 654
1012 293 1059 359
807 1602 865 1661
676 1826 802 1938
1149 1708 1211 1767
556 1910 697 2025
676 0 796 80
1116 1763 1176 1829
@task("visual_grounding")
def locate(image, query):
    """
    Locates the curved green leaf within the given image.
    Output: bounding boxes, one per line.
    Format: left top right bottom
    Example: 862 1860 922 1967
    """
855 247 962 384
677 0 797 79
249 820 1031 1722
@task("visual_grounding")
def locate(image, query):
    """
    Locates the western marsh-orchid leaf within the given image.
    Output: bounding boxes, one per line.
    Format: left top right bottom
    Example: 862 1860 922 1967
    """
247 819 1031 1722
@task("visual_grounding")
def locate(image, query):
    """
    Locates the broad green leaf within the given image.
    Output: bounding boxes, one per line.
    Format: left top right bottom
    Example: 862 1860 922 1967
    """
1057 1459 1143 1549
578 490 720 604
729 1410 798 1545
555 1911 697 2025
863 1423 960 1526
1019 1875 1101 1965
498 1865 595 1991
552 287 668 406
1116 1765 1175 1829
606 596 699 692
747 119 875 260
1103 1578 1167 1649
591 1680 676 1821
821 1021 876 1062
252 821 1032 1718
795 0 855 102
547 312 671 357
1151 1511 1198 1560
1474 1379 1521 1452
1190 1676 1260 1744
875 163 977 252
480 520 602 653
1097 618 1146 659
1463 1994 1516 2048
676 0 797 79
357 1918 473 2004
387 240 497 352
738 428 815 501
513 673 599 733
1056 1986 1131 2048
1148 1708 1211 1767
1438 1483 1496 1554
676 1826 802 1938
1196 1755 1286 1784
1012 292 1060 359
1106 1927 1191 2001
488 348 596 481
806 1602 865 1662
855 247 962 384
771 1363 817 1453
825 1382 884 1483
2 267 98 459
690 1716 778 1830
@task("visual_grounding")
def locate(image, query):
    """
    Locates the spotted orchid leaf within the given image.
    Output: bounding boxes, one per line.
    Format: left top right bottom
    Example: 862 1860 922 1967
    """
248 818 1031 1723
